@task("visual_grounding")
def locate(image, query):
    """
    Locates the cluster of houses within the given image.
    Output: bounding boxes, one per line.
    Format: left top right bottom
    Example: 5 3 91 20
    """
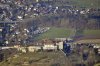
0 37 73 53
33 27 50 34
0 0 100 21
12 38 65 53
0 38 66 53
94 44 100 55
1 38 100 55
0 15 51 46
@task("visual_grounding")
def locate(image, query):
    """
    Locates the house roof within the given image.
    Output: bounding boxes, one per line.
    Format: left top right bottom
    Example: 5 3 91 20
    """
42 39 54 45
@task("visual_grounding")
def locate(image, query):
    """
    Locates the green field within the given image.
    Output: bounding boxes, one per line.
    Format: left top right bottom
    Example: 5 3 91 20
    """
84 30 100 36
71 0 99 8
35 27 100 40
35 27 74 40
56 0 100 8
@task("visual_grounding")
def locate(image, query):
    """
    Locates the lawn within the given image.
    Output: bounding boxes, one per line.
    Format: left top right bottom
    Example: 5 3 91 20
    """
71 0 99 8
35 27 74 40
56 0 100 8
74 29 100 42
84 30 100 36
35 28 100 40
65 0 100 8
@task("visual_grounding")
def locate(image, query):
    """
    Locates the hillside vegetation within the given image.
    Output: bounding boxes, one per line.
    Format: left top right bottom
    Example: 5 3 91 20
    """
35 27 74 40
35 28 100 40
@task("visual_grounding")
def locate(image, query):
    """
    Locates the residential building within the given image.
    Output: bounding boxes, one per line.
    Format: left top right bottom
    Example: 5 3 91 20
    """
56 41 63 50
21 47 27 53
28 46 35 52
55 38 66 41
28 45 41 51
42 39 57 50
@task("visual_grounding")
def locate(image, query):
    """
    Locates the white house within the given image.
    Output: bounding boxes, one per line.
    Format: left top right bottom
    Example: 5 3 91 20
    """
56 41 63 50
28 46 35 52
43 44 57 50
21 49 27 53
36 0 39 2
55 38 66 41
14 44 21 48
98 48 100 54
42 39 57 50
28 46 41 51
93 44 100 49
19 47 27 53
0 28 2 31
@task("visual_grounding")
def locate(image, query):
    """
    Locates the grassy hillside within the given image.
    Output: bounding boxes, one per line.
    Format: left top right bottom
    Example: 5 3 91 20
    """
35 27 74 40
0 52 69 66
